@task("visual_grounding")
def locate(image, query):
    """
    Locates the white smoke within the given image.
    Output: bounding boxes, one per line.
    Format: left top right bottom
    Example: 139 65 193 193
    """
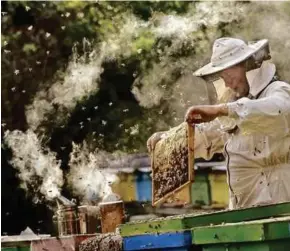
132 1 245 123
25 44 103 130
233 1 290 81
153 2 243 39
67 142 118 203
4 130 64 202
132 63 176 108
26 14 147 131
153 15 199 39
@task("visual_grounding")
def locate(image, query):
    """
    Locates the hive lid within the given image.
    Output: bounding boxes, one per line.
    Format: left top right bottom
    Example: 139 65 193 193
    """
99 200 123 206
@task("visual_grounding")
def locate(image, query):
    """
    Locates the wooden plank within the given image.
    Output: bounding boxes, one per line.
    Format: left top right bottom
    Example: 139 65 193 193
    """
153 182 192 206
187 123 195 182
193 224 264 244
166 184 191 205
182 202 290 229
265 219 290 240
119 202 290 237
192 216 290 244
120 217 185 237
168 248 192 251
123 231 191 250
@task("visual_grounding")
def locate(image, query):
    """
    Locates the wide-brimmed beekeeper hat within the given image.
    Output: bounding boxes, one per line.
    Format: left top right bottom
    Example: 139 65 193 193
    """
193 37 269 77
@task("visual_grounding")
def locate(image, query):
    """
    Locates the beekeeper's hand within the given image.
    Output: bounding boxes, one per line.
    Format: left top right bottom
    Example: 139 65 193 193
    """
147 131 166 153
185 104 228 124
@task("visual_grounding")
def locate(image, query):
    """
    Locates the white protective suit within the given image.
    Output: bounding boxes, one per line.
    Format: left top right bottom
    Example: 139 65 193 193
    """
194 61 290 209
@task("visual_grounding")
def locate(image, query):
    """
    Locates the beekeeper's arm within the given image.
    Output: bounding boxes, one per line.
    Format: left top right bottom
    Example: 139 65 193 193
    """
226 81 290 136
147 119 226 161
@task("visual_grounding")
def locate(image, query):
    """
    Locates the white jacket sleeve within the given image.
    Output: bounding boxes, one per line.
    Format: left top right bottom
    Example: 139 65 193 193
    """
227 81 290 136
194 119 227 160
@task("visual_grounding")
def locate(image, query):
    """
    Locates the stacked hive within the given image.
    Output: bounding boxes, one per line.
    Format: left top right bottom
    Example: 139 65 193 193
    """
120 202 290 251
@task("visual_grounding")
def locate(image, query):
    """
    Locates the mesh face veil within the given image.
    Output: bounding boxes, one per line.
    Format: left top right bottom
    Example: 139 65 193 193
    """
199 41 271 104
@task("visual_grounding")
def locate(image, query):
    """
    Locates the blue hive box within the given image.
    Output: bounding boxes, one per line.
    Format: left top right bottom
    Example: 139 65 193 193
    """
123 230 193 251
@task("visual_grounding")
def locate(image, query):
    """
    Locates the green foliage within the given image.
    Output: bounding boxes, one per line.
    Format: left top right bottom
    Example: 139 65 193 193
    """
129 1 191 20
23 43 37 54
132 31 155 54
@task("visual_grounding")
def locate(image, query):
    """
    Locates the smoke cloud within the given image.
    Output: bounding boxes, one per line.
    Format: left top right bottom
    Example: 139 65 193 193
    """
25 14 147 131
233 1 290 81
132 1 244 127
4 130 64 202
67 142 118 203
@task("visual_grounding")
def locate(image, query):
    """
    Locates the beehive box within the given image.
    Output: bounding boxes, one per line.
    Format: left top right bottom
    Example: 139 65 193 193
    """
208 171 228 208
191 216 290 251
202 240 290 251
119 202 290 237
111 172 137 202
1 237 36 251
123 231 193 251
99 201 125 233
136 172 152 202
2 244 30 251
191 172 211 206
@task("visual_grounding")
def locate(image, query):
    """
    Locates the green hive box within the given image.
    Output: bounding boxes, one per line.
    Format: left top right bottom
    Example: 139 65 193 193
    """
1 243 30 251
2 248 30 251
192 216 290 251
119 202 290 237
202 241 290 251
191 172 211 206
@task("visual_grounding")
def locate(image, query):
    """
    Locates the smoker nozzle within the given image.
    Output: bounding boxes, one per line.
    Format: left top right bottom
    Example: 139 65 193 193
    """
56 195 76 207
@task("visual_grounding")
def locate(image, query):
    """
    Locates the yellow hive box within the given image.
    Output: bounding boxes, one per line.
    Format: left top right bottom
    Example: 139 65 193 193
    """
112 173 136 202
208 172 229 208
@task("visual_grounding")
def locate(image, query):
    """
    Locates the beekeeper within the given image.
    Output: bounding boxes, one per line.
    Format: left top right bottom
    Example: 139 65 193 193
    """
147 37 290 209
